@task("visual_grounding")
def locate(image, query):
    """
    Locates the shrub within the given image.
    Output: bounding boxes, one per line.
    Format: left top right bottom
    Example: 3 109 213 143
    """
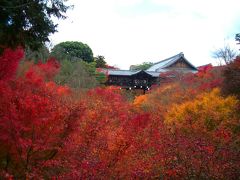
222 57 240 99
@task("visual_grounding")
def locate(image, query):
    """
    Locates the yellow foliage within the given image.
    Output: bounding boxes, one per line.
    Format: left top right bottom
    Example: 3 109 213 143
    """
133 94 147 107
165 88 239 133
135 83 196 121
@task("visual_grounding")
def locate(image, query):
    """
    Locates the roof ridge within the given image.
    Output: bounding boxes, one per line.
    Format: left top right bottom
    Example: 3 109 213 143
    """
105 69 136 72
152 52 183 65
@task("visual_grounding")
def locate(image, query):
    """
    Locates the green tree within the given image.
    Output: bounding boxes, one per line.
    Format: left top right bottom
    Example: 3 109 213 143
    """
0 0 70 51
51 41 94 63
236 33 240 51
24 45 50 63
95 55 106 68
54 60 99 89
54 60 107 89
82 61 107 84
130 62 154 70
236 33 240 44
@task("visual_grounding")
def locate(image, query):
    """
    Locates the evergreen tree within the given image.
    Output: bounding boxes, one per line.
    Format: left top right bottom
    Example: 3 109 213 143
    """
0 0 71 51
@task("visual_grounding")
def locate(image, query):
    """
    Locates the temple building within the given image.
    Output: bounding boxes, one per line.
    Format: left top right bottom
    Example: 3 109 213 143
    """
101 52 198 91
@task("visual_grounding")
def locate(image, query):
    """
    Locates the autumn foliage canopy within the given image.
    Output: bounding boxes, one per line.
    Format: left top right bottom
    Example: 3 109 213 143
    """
0 48 239 179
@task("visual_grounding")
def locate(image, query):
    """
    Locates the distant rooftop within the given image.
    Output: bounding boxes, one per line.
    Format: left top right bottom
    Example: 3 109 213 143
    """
100 69 161 77
147 52 197 72
101 52 198 77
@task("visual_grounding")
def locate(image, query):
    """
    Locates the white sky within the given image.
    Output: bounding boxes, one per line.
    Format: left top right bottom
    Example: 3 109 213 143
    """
50 0 240 69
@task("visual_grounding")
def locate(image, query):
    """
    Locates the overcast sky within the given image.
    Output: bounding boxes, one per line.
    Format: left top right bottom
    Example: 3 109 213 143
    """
50 0 240 69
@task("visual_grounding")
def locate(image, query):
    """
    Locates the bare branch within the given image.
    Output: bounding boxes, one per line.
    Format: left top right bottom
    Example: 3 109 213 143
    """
212 45 237 65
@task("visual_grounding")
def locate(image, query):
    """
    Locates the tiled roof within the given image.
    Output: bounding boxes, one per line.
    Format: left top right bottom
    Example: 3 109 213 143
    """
101 69 140 76
100 69 161 77
147 52 197 72
100 52 197 77
145 71 161 77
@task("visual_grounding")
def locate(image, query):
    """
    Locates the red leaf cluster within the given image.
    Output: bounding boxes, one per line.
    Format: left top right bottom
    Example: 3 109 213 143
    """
0 47 24 81
0 49 239 179
222 56 240 99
